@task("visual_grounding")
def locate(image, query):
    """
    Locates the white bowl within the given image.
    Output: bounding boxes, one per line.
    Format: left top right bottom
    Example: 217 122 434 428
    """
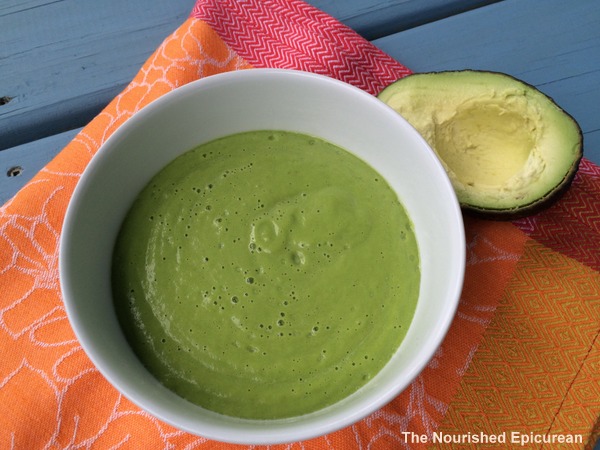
60 69 465 445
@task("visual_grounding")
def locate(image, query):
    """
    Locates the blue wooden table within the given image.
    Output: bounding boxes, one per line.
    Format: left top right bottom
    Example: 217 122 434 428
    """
1 0 599 207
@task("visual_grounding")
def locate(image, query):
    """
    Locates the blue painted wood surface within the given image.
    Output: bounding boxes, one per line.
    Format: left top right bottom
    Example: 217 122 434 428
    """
1 0 599 205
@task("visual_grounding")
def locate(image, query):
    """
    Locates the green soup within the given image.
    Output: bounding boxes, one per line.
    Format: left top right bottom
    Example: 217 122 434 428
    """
112 130 420 419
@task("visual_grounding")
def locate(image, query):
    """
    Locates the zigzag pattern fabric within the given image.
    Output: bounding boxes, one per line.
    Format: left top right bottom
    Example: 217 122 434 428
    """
515 159 600 271
0 0 599 448
191 0 410 94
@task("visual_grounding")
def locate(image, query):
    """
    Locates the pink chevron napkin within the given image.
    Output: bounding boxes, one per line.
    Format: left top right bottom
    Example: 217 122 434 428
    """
191 0 410 92
1 0 599 448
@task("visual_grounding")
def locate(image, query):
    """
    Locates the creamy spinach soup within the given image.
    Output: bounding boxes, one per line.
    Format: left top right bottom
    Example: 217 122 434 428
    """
112 130 420 419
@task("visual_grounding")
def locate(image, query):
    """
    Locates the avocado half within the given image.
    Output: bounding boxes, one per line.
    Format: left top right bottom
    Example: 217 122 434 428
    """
378 70 583 219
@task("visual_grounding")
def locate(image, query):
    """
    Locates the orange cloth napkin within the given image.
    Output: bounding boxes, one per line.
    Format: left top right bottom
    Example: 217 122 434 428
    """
1 0 599 448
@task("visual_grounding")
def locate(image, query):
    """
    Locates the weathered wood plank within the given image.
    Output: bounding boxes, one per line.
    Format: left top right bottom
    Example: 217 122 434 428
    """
373 0 600 164
309 0 501 40
0 0 196 151
0 128 80 205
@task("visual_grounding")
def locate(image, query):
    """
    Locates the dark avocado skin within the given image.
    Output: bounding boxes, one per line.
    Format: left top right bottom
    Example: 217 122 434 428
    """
378 70 584 221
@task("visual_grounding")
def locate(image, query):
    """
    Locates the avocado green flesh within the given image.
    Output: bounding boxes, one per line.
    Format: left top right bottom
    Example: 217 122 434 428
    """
112 130 420 419
378 70 582 216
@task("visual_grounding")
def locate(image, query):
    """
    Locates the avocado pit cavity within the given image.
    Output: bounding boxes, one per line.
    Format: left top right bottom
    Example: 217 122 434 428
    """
435 100 538 188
